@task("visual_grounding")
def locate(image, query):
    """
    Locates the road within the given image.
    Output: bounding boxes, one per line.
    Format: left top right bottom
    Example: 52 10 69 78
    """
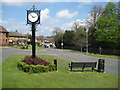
1 47 119 76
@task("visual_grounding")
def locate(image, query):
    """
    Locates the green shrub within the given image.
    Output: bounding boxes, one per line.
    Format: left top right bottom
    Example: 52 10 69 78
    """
17 60 26 70
47 64 56 71
20 45 28 49
20 46 25 49
32 65 47 73
26 45 28 49
22 64 31 72
17 60 56 73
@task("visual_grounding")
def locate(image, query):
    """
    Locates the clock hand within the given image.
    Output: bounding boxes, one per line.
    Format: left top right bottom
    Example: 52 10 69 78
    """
33 16 36 18
30 14 34 18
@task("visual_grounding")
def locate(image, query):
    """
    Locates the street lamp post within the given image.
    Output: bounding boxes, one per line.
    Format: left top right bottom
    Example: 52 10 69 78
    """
86 27 89 53
61 35 63 49
99 46 101 55
80 21 89 53
81 44 82 52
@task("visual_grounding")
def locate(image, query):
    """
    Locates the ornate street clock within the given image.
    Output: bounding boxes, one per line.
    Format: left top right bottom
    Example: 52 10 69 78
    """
27 5 41 24
28 12 39 23
27 5 41 58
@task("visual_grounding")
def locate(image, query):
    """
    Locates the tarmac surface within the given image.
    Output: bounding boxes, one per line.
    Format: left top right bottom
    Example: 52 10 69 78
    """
1 47 119 76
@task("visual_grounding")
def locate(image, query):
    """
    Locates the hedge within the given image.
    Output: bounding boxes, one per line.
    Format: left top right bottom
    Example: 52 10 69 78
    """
17 60 56 73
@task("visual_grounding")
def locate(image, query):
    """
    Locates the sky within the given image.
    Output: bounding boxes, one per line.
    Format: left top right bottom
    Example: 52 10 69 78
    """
0 0 118 36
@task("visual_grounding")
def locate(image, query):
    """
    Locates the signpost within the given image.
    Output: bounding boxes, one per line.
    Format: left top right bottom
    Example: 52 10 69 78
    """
27 5 41 58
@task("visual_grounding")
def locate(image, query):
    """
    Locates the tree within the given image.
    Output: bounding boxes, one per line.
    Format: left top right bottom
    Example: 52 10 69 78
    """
118 1 120 21
52 27 63 36
63 30 75 47
52 27 64 48
73 26 86 51
72 20 80 30
94 2 119 48
86 5 104 48
87 5 103 27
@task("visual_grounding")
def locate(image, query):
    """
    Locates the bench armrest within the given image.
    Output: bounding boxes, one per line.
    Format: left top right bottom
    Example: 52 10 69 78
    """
68 63 71 67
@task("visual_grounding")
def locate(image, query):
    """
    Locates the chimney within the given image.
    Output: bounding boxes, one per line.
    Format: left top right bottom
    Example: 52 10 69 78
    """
15 30 18 32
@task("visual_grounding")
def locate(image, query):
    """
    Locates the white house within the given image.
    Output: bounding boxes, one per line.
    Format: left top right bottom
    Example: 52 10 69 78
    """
41 40 56 48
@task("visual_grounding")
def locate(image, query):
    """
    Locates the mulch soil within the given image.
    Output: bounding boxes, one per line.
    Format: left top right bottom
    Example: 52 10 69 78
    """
22 56 50 66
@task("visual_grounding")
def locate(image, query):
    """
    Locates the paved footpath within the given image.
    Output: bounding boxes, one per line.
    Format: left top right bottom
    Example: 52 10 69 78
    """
1 47 119 76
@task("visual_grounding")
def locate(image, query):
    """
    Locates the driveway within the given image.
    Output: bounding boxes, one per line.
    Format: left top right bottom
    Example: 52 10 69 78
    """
1 47 119 76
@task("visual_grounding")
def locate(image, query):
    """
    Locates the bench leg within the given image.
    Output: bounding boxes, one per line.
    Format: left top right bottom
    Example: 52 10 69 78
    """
82 67 84 72
71 67 72 71
92 67 94 72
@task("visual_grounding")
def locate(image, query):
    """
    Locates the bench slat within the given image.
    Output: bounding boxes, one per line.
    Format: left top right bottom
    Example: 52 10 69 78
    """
72 63 84 68
84 63 97 67
69 62 97 71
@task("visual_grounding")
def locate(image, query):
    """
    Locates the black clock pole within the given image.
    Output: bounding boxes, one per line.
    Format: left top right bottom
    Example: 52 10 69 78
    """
32 23 36 58
27 5 41 58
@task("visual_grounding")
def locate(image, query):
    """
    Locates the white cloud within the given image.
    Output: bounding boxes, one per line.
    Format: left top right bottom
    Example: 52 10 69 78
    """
61 19 86 30
0 8 60 36
2 2 45 7
0 3 2 15
56 9 78 19
0 10 2 14
0 7 87 36
41 8 50 22
36 17 60 36
41 8 59 26
77 2 93 8
2 0 58 2
77 4 84 8
0 18 30 34
2 2 29 7
36 25 52 36
1 0 119 2
0 18 55 36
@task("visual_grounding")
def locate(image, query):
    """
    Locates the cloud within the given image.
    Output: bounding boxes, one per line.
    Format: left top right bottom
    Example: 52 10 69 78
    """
61 19 86 30
2 0 58 2
77 4 84 8
0 18 30 34
38 8 60 36
0 8 60 36
41 8 59 25
0 2 2 14
77 2 93 8
2 2 45 7
2 0 119 2
56 9 78 19
36 25 53 36
41 8 50 22
0 18 53 36
0 10 3 14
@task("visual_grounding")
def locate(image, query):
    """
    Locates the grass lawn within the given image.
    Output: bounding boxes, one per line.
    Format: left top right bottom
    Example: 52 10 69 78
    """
8 45 43 50
2 55 119 88
26 45 43 50
0 64 2 89
63 49 120 60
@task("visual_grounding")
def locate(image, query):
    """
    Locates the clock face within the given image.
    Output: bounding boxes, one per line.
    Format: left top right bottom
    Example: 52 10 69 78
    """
28 12 39 23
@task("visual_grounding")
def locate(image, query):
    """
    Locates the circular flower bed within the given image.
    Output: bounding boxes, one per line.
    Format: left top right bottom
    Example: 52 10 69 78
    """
17 56 56 73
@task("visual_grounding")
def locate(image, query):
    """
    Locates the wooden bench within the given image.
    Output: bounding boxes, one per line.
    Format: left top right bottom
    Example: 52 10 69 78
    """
68 62 97 72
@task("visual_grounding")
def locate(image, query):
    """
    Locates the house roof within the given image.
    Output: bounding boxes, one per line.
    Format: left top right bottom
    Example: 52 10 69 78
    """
0 26 9 33
36 36 44 38
9 31 25 37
